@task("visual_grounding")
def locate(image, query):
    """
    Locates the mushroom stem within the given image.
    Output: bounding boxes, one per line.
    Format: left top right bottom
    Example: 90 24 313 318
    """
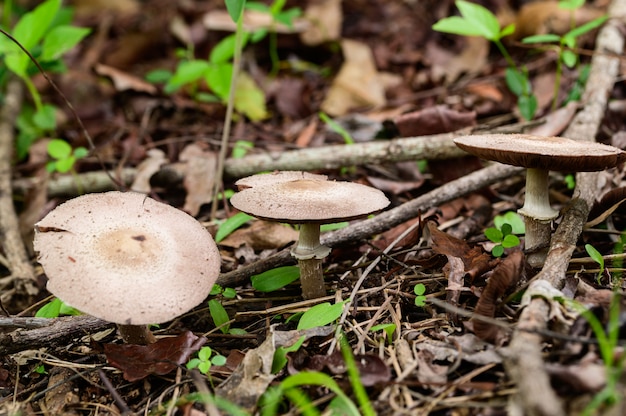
118 324 157 345
292 223 331 300
518 168 557 267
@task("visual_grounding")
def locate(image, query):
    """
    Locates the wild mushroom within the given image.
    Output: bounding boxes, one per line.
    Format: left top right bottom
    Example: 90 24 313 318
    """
454 134 626 266
230 176 390 299
34 191 221 344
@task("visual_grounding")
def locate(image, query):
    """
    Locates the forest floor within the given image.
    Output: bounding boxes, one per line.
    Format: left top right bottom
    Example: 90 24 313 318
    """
1 0 626 415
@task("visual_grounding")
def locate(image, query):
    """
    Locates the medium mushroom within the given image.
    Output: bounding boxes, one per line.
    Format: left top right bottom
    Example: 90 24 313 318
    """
34 191 221 344
230 175 390 299
454 134 626 266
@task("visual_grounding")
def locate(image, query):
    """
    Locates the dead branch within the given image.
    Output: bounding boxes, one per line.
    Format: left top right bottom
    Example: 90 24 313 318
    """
502 1 626 414
0 78 38 298
217 162 522 287
0 315 113 356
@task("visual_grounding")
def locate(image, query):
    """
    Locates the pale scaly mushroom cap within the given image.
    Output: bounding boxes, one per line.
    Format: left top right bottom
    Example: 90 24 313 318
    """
230 179 390 223
235 171 328 190
454 134 626 171
34 191 221 325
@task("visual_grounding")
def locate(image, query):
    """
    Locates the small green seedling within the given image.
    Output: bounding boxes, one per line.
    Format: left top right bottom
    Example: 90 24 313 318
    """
414 283 427 307
245 0 302 75
432 0 537 120
370 323 396 344
0 0 91 158
35 297 81 318
485 222 521 257
46 139 88 173
585 243 605 283
186 346 227 375
522 14 607 110
208 287 246 335
493 211 525 234
231 139 254 159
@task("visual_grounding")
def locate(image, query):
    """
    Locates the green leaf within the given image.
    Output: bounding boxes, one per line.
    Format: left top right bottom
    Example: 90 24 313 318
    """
73 147 89 159
40 25 91 61
565 15 607 39
319 222 349 232
413 283 426 296
522 34 561 44
500 223 513 236
231 140 254 159
485 227 503 243
455 0 501 40
276 8 302 27
145 69 173 84
518 94 538 121
186 358 201 369
499 23 516 38
211 355 227 366
234 71 268 121
562 50 577 68
205 63 233 99
166 60 210 91
245 2 270 13
319 112 354 144
198 361 211 374
297 300 347 330
433 0 502 41
491 244 504 257
6 0 61 76
585 244 604 269
502 234 521 248
47 139 72 159
54 156 76 173
494 212 525 234
559 0 585 10
215 212 253 243
198 346 212 361
225 0 246 22
222 287 237 299
209 34 239 64
36 298 62 318
505 67 528 97
272 335 305 374
208 299 231 334
251 266 300 292
33 104 57 131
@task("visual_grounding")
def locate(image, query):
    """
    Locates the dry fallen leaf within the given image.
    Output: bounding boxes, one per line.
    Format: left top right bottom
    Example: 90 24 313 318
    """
180 143 217 216
104 331 206 382
219 220 299 250
130 148 166 193
95 63 158 94
321 39 386 116
300 0 343 46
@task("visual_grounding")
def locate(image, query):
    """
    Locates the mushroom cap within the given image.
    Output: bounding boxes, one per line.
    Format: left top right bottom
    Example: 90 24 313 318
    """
454 134 626 172
34 191 221 325
230 179 390 223
235 171 328 190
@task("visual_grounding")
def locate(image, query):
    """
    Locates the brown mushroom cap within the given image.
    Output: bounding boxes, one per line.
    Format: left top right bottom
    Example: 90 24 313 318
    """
454 134 626 172
235 171 328 190
34 191 221 325
230 179 390 223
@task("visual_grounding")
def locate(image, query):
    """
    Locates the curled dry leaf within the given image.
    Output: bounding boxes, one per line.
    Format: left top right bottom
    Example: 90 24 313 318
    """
394 105 476 137
471 250 524 343
104 331 206 382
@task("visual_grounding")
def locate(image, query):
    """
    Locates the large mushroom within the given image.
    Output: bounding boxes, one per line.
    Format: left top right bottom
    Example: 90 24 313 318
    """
230 175 390 299
34 191 221 344
454 134 626 266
